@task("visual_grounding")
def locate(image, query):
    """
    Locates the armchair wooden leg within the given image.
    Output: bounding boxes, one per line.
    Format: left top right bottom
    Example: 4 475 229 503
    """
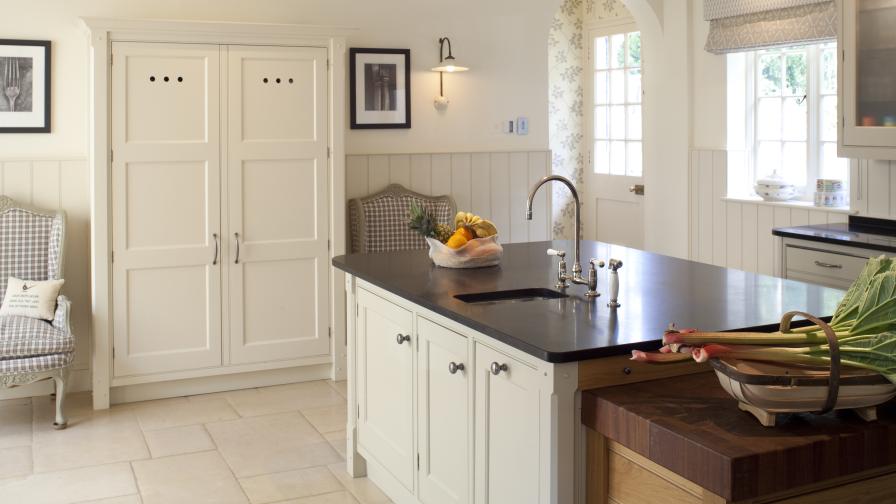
52 369 69 429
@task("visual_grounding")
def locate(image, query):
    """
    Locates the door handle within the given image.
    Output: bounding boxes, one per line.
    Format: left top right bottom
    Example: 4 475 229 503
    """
628 184 645 195
212 233 219 265
448 362 465 374
396 333 411 345
234 232 241 264
814 260 843 269
490 362 508 375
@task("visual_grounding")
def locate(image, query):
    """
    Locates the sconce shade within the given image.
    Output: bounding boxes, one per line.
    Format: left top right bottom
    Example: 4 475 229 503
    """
432 56 469 73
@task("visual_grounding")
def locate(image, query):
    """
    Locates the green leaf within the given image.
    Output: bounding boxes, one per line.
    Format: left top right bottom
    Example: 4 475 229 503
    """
806 332 896 383
849 272 896 335
831 255 893 327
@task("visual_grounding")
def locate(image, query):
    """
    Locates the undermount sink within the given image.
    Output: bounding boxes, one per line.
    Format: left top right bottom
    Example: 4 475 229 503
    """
454 288 568 304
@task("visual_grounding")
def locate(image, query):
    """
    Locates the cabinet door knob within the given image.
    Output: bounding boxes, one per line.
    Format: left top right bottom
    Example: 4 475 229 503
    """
490 362 508 375
448 362 465 374
396 333 411 345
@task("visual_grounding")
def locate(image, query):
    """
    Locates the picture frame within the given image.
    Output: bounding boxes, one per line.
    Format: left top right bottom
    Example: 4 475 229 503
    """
350 48 410 129
0 39 50 133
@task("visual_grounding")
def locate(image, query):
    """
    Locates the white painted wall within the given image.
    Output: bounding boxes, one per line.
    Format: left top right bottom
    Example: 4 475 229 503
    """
0 0 557 158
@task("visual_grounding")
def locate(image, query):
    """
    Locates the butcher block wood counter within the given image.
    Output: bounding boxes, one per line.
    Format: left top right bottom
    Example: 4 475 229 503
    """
582 372 896 504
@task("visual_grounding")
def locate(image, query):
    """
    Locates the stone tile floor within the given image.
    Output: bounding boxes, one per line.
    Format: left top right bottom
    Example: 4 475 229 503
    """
0 380 391 504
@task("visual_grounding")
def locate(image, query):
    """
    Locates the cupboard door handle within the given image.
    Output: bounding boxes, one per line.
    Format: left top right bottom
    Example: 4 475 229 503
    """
212 233 219 265
448 362 465 374
396 333 411 345
490 362 508 375
814 260 842 269
234 233 241 264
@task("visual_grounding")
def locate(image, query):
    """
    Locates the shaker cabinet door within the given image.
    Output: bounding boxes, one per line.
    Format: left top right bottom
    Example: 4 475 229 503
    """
417 317 470 504
474 344 542 504
356 288 415 492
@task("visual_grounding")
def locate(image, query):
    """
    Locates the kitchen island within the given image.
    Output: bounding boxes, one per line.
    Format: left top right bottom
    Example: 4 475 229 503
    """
333 240 847 504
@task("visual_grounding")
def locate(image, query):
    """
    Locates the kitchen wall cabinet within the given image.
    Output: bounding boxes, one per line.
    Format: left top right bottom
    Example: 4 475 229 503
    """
111 41 330 379
347 280 577 504
839 0 896 159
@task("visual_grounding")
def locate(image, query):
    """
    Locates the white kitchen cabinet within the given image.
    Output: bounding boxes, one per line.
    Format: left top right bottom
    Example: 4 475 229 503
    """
417 317 470 504
781 237 882 289
474 343 541 504
356 288 416 492
111 41 329 379
839 0 896 159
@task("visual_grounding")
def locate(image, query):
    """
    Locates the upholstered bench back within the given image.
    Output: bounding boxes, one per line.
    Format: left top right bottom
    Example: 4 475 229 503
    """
0 197 65 301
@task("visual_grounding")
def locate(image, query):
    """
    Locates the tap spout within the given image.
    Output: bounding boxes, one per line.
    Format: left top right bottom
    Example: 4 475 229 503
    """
526 175 582 274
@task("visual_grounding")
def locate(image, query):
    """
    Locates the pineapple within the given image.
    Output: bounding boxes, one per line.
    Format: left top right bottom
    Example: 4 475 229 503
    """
408 202 441 241
434 223 452 243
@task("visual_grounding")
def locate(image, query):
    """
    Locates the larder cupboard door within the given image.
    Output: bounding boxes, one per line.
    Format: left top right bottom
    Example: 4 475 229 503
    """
356 289 415 492
417 318 470 504
111 42 222 376
474 344 541 504
227 45 330 364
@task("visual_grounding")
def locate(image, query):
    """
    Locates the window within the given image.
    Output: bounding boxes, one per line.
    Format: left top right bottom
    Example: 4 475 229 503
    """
734 42 846 197
591 30 642 176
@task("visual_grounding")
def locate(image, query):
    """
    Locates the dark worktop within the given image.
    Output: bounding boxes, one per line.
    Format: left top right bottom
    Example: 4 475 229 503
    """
582 372 896 502
332 240 844 363
772 215 896 254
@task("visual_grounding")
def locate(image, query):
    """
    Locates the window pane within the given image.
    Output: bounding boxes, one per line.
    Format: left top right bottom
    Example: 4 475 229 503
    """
594 106 609 139
627 69 641 103
627 105 642 140
627 32 641 67
757 141 782 176
594 141 610 174
758 54 782 96
757 98 782 140
626 141 642 176
820 95 838 142
782 97 807 141
610 141 626 175
821 142 848 181
609 69 625 104
784 52 807 96
610 105 625 139
782 142 808 186
594 37 609 70
610 34 625 68
820 48 837 94
594 71 609 105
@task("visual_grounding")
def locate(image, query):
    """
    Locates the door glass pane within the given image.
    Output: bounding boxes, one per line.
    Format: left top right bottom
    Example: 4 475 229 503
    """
757 98 782 140
781 142 807 186
782 97 807 141
594 36 609 70
626 141 642 176
627 69 641 104
594 141 610 174
610 34 625 69
609 141 626 175
594 71 609 105
758 54 782 97
627 32 641 67
627 105 641 140
609 106 625 139
609 69 625 104
594 106 609 139
856 2 896 126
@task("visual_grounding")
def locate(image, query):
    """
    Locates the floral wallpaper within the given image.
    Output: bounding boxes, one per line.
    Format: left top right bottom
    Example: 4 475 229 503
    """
548 0 629 238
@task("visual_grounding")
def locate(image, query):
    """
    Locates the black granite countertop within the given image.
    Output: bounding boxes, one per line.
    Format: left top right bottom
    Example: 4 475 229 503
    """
772 215 896 254
332 241 844 363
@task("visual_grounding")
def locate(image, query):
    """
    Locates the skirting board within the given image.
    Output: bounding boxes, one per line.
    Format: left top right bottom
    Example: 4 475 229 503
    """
110 363 333 404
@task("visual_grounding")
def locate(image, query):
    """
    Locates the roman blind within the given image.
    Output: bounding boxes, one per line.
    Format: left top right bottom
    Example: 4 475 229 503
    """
704 0 837 54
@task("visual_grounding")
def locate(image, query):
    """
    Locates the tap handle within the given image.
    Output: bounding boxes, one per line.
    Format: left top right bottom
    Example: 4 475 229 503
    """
547 248 566 258
608 259 623 271
589 258 605 270
607 259 621 308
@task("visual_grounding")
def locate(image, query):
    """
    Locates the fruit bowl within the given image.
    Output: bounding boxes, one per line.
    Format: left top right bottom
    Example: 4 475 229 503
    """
425 235 503 268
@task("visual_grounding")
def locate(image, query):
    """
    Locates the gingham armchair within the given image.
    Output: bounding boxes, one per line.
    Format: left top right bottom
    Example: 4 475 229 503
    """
0 196 73 429
348 184 456 253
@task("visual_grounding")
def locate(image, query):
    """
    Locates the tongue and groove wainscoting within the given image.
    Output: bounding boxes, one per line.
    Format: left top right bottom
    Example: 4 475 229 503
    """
0 158 91 399
346 151 553 243
688 149 855 277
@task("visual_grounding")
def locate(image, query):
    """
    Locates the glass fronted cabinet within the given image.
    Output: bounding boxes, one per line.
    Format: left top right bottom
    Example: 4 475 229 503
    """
839 0 896 159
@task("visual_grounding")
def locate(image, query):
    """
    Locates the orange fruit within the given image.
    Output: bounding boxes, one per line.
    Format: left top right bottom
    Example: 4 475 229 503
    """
445 231 469 249
456 227 474 241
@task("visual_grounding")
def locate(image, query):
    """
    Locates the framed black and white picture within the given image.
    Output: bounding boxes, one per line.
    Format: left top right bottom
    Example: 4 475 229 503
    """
350 48 410 129
0 40 50 133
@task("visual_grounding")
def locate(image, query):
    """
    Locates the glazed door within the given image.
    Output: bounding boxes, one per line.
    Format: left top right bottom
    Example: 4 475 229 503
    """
417 317 470 504
226 45 330 364
111 42 222 376
356 288 415 492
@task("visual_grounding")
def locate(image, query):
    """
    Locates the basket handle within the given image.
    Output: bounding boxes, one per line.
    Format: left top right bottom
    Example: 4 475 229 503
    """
779 311 840 415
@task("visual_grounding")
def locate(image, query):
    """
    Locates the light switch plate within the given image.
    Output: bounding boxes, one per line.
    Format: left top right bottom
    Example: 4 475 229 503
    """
516 116 529 135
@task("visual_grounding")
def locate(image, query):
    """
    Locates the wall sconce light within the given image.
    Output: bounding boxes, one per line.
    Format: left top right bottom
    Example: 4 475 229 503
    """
431 37 469 110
